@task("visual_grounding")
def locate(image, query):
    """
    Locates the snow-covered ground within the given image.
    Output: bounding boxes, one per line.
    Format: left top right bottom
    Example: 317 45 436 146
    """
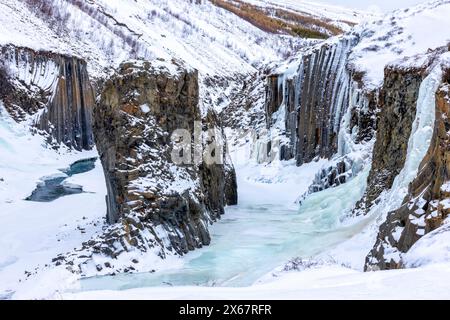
62 263 450 300
0 104 107 299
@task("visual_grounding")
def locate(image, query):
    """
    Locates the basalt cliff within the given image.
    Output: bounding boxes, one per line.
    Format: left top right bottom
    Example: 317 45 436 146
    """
0 45 94 150
2 0 450 285
92 60 237 258
259 13 450 270
1 45 237 274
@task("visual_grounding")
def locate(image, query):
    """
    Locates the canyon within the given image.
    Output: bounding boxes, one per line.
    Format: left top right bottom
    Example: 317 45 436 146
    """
1 0 450 299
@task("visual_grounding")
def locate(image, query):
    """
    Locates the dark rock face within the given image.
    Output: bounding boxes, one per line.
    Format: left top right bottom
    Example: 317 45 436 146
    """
265 74 283 126
365 70 450 270
93 60 237 256
262 37 378 202
264 37 376 167
359 67 423 212
36 57 94 150
0 45 94 150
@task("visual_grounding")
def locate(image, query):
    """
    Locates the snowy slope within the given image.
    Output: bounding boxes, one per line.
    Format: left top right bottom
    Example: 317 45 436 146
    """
349 0 450 89
0 103 107 297
242 0 367 31
252 0 450 279
0 0 301 77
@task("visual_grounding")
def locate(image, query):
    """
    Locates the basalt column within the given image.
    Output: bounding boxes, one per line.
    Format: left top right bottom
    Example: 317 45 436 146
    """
94 60 237 254
0 45 95 150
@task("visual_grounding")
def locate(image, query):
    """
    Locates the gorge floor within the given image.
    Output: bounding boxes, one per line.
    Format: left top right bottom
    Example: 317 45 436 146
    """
75 153 373 292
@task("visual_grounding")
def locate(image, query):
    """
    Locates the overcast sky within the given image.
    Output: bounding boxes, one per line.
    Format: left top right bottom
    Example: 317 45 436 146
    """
315 0 428 12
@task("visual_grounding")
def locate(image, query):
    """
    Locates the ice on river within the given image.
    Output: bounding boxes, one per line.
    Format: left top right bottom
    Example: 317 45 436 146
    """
78 157 370 291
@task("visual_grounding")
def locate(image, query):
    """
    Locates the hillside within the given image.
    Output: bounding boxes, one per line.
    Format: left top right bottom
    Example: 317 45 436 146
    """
209 0 365 38
0 0 359 111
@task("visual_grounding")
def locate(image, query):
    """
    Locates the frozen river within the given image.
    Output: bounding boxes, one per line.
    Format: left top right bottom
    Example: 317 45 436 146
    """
79 160 370 291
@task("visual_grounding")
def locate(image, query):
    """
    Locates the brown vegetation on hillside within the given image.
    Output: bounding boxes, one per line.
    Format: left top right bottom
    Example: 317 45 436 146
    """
209 0 344 39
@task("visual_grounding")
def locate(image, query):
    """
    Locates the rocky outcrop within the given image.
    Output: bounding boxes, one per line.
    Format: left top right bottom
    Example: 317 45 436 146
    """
264 37 376 166
354 67 424 213
306 158 352 194
262 37 378 204
0 45 94 150
93 60 237 259
365 67 450 270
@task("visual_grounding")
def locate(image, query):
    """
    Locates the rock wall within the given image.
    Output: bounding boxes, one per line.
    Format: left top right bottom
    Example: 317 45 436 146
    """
0 45 94 150
264 37 376 166
265 37 449 272
263 37 377 204
354 67 424 214
365 67 450 270
93 60 237 258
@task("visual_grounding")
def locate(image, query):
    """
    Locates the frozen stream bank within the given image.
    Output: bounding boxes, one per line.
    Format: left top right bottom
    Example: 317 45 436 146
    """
26 158 97 202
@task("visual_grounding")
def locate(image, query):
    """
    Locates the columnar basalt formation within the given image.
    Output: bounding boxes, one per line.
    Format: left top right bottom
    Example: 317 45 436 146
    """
262 37 377 205
93 60 237 258
354 67 424 213
36 56 95 150
0 45 94 150
263 30 449 272
264 37 376 166
366 68 450 270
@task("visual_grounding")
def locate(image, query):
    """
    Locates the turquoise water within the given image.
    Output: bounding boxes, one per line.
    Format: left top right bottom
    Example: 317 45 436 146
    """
26 158 97 202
